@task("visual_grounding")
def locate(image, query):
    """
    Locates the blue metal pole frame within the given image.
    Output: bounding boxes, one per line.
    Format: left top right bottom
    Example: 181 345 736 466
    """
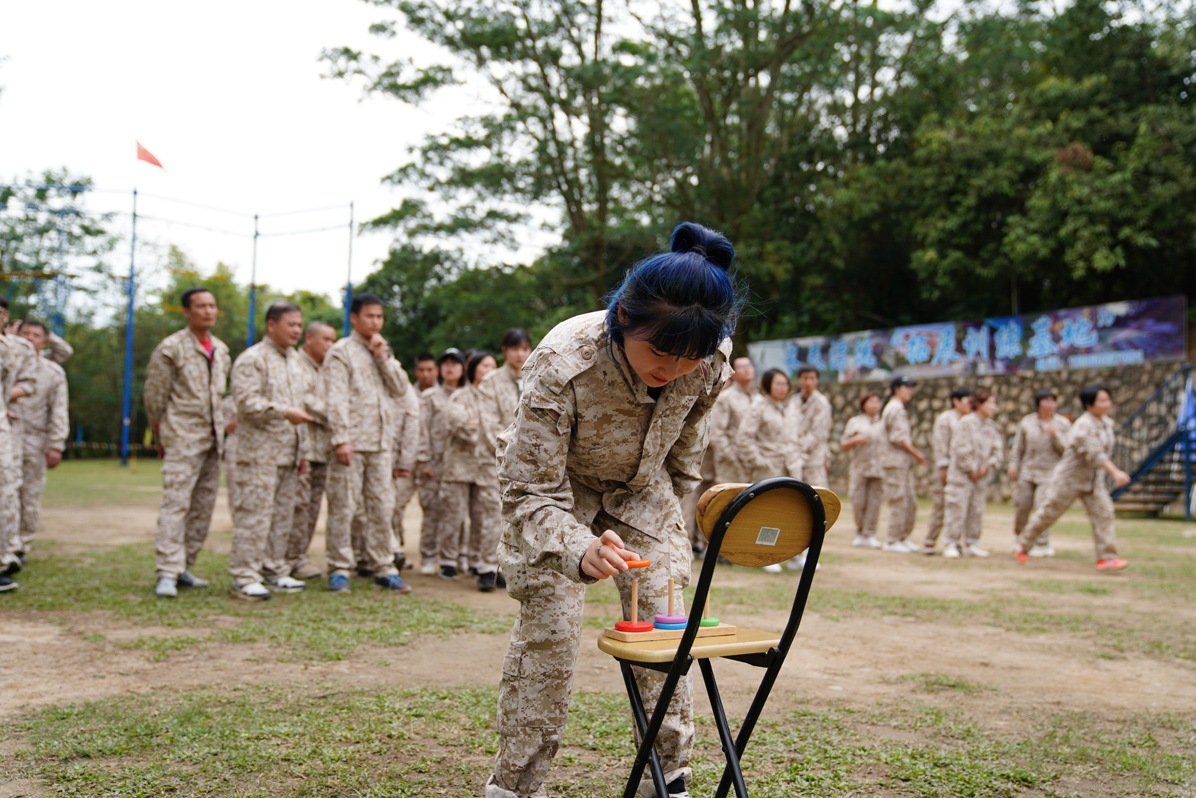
343 201 353 337
120 189 138 466
248 214 259 346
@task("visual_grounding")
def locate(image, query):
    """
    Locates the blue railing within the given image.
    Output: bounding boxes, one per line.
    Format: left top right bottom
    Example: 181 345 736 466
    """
1110 363 1193 519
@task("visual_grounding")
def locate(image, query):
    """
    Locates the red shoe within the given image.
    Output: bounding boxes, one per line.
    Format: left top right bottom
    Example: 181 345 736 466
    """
1095 558 1128 572
1015 545 1029 565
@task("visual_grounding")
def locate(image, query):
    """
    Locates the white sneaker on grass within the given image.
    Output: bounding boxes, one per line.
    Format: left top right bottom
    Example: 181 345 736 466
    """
155 577 178 598
230 582 271 601
962 544 990 558
1029 544 1055 558
266 575 306 592
942 543 961 559
762 563 783 573
419 562 437 576
852 535 882 549
177 571 208 589
882 540 914 553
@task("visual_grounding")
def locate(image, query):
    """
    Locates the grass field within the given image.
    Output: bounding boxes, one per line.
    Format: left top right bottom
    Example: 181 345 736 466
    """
1 460 1194 797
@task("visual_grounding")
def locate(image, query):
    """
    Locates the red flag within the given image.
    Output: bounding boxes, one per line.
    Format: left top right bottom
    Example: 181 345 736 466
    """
136 141 164 169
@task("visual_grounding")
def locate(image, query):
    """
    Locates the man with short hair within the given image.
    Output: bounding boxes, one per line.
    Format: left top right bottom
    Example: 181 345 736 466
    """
14 320 69 561
921 387 973 554
287 320 337 579
708 355 756 485
323 293 413 593
227 301 314 600
785 366 832 483
144 287 231 598
881 376 928 553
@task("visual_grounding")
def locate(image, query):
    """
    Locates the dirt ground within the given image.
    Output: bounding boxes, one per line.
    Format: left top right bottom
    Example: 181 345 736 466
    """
4 488 1195 739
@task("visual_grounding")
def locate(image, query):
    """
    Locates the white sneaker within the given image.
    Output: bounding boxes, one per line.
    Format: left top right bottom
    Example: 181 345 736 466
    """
852 535 882 549
784 553 819 571
921 542 937 555
942 543 961 559
1029 544 1055 558
155 577 178 598
231 582 271 601
963 544 990 558
882 541 914 553
762 563 783 573
266 575 306 592
419 562 437 575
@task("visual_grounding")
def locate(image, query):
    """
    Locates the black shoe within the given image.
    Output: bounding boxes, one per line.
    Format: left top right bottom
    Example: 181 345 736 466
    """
440 565 458 580
3 560 19 577
394 552 412 571
356 566 373 578
0 574 20 592
478 571 496 592
495 571 506 589
468 566 479 577
16 552 27 567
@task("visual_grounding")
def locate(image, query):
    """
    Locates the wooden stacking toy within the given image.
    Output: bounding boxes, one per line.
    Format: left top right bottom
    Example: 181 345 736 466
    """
613 559 654 633
603 569 735 643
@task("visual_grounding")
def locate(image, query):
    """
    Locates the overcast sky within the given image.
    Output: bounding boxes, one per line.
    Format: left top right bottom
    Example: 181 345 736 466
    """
1 0 527 306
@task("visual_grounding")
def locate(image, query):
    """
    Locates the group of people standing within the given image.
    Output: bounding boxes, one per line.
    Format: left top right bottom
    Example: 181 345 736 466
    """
144 285 535 601
0 298 71 592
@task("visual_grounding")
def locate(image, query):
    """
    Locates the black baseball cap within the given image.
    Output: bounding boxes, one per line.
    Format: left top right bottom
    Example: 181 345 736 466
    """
890 375 918 389
438 347 465 366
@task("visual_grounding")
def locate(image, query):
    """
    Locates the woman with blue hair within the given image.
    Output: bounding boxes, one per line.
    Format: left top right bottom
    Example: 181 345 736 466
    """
486 223 744 798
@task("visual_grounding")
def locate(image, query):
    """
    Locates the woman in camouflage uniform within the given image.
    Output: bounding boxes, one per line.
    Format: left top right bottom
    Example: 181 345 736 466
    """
742 368 792 482
487 223 743 798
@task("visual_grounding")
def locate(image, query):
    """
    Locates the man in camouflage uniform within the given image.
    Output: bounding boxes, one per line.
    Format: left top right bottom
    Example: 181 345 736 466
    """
488 309 733 798
1017 385 1130 570
1007 389 1071 556
15 321 69 559
220 395 239 509
881 376 928 552
227 301 313 600
940 389 1001 558
410 352 441 572
144 287 231 598
351 384 419 575
322 293 412 593
784 365 832 484
416 348 465 578
287 320 336 579
0 330 35 591
921 387 972 554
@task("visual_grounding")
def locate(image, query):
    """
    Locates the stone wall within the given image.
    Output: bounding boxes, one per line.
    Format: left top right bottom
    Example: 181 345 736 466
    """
818 360 1193 500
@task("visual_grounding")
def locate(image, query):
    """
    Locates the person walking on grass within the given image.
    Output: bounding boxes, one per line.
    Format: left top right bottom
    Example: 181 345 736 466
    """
1008 389 1072 557
227 302 314 601
940 388 1002 559
881 376 928 553
921 387 972 554
840 392 885 549
323 293 413 594
144 287 231 599
1016 385 1131 572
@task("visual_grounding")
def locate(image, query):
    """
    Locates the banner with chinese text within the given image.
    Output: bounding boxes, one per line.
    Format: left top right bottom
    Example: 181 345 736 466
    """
747 296 1187 383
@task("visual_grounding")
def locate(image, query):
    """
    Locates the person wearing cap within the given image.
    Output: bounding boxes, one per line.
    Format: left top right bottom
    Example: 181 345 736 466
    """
881 376 927 552
322 293 413 594
416 347 466 578
921 387 973 554
1007 389 1071 556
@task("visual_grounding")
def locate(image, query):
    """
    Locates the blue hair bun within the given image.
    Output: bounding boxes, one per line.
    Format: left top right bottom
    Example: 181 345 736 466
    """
670 222 735 271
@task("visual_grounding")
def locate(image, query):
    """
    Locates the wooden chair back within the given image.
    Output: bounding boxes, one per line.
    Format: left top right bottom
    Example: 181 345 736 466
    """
697 481 842 567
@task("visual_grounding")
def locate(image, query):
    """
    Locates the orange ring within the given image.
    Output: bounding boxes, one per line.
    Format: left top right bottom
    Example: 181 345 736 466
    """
624 559 651 569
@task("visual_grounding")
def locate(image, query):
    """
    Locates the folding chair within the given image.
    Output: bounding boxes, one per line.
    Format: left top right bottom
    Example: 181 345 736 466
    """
597 476 841 798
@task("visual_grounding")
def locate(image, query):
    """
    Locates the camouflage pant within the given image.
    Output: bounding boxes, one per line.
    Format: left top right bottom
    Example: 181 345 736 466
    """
442 480 500 574
288 460 328 575
393 471 416 548
490 512 694 798
0 430 20 565
223 433 239 509
326 450 397 578
19 453 48 551
417 473 443 566
713 452 750 486
229 463 297 587
1019 481 1118 561
1012 479 1051 546
883 466 917 544
942 478 985 546
351 471 413 569
155 444 221 580
848 472 884 538
923 470 947 544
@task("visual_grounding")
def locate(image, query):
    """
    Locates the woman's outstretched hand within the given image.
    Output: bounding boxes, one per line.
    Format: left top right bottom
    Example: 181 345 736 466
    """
582 530 639 580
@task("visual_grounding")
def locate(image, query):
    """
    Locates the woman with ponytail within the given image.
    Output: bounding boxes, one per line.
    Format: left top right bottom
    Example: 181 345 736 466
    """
486 223 744 798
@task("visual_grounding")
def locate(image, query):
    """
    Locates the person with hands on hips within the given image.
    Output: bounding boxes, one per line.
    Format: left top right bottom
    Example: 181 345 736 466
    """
486 222 744 798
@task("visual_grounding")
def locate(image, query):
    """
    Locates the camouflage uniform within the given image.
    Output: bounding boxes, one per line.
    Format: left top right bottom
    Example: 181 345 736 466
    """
477 363 522 554
1018 412 1120 560
43 331 74 365
1010 412 1072 546
443 382 501 574
488 310 732 798
881 397 918 544
144 329 231 580
220 395 239 509
841 413 884 539
416 384 465 568
17 354 69 551
289 348 331 575
785 389 832 484
228 340 304 587
942 413 1003 547
353 387 420 569
323 331 409 578
1 336 38 562
707 381 755 484
924 408 966 546
741 396 793 482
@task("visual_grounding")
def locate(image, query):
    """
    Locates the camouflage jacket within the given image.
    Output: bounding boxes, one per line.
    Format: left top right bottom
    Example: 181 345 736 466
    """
323 331 409 453
880 397 915 469
841 413 884 479
143 329 231 457
477 362 521 455
391 385 421 472
785 389 832 473
947 413 1003 484
291 347 331 464
1049 411 1114 494
742 396 792 473
444 382 499 486
231 340 303 467
1010 412 1072 484
496 311 732 583
18 355 69 457
708 381 755 477
416 384 454 471
931 408 967 470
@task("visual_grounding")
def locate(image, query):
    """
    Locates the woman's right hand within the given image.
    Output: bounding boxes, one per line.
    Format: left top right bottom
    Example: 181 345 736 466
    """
581 530 638 580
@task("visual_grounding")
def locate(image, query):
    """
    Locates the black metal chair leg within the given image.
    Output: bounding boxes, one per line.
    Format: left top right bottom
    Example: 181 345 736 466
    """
620 660 671 798
714 659 785 798
699 659 749 798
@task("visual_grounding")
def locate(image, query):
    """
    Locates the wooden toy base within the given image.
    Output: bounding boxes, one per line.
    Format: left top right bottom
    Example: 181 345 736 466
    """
602 623 737 643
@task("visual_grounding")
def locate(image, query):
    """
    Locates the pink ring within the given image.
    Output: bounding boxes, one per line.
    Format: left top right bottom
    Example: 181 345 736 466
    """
655 614 688 625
